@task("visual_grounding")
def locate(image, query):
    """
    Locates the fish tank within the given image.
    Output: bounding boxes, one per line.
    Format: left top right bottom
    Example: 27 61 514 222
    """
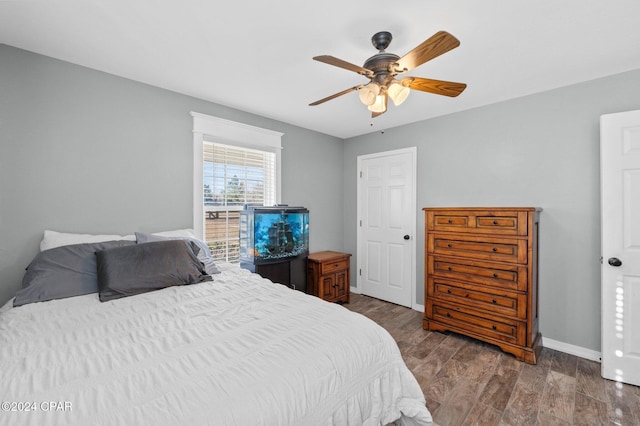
239 205 309 266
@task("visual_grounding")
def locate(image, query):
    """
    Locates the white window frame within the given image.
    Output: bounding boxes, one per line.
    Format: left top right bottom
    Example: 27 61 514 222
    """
191 112 283 240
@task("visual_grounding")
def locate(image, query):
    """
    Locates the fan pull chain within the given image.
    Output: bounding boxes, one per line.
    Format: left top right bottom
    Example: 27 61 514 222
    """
369 118 386 135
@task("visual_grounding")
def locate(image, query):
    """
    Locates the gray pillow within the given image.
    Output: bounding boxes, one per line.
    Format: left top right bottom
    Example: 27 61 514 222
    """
135 232 221 275
96 240 213 302
14 240 136 307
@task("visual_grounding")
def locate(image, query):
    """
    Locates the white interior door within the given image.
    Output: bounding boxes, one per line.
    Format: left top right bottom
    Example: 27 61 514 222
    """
357 148 416 308
601 110 640 386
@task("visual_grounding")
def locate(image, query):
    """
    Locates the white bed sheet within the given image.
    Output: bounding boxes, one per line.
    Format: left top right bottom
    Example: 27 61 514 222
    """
0 264 431 426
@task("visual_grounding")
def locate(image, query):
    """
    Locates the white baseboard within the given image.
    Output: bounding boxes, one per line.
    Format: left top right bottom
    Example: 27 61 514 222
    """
542 337 601 362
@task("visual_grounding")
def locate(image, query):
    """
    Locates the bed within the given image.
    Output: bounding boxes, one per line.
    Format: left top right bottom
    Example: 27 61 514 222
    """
0 230 432 426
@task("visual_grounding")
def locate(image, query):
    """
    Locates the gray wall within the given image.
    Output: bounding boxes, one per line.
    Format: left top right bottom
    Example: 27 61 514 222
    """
343 68 640 352
0 44 344 305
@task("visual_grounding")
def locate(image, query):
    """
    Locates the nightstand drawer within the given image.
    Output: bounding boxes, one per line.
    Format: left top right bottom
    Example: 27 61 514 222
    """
321 259 349 274
428 276 527 319
428 234 527 264
428 255 528 292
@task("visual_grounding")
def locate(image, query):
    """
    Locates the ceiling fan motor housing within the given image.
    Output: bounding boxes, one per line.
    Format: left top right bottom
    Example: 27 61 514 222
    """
363 52 400 86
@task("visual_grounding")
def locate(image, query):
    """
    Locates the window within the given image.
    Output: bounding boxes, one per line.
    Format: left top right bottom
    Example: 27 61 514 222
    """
203 143 276 261
192 113 282 263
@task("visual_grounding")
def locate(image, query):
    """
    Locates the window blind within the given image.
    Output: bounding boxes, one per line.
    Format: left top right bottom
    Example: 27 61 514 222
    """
202 142 277 262
203 142 276 209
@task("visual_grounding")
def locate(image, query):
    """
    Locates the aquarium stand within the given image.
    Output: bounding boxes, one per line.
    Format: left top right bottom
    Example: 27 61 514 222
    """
240 257 307 292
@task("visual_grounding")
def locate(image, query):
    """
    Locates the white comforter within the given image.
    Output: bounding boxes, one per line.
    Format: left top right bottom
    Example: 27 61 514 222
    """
0 264 431 426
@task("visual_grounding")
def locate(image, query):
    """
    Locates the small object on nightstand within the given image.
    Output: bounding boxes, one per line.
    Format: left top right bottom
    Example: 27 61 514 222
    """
307 251 351 303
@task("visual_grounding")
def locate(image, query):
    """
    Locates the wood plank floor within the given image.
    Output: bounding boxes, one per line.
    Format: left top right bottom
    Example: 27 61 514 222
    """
345 294 640 426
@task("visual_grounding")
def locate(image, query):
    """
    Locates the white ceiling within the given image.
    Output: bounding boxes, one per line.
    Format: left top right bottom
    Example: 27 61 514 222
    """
2 1 640 139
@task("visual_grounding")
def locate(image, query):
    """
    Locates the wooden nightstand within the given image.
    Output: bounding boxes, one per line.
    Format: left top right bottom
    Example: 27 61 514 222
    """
307 251 351 303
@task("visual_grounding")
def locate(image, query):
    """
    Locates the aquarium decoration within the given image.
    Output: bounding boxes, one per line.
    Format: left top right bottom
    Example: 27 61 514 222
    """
239 205 309 265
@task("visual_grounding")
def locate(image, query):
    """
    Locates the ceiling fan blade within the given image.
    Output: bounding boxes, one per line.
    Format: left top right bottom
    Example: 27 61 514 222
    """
395 31 460 72
309 86 362 106
313 55 374 77
402 77 467 97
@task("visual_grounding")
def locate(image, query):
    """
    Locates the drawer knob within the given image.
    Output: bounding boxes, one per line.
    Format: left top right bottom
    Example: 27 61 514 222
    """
492 247 498 252
492 325 497 330
446 313 451 317
447 289 451 294
493 273 498 278
493 220 498 225
448 267 452 271
492 299 497 304
448 219 452 223
447 244 452 248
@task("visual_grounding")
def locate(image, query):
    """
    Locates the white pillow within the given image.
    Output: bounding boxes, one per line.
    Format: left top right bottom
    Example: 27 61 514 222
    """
40 230 136 251
151 229 196 239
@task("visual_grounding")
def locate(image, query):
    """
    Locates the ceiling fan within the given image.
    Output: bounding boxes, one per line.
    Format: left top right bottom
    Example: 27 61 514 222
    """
309 30 467 117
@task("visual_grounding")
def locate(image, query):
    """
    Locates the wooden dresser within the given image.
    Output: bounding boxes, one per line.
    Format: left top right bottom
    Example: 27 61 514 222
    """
423 207 542 364
307 251 351 303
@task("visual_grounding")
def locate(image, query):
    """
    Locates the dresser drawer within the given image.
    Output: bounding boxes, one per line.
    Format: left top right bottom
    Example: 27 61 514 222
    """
428 234 528 264
427 276 527 319
426 300 526 345
428 255 528 292
320 259 349 274
427 209 529 236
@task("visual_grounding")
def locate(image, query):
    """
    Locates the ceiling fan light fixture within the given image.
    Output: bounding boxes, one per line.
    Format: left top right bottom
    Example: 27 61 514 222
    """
388 81 410 106
367 94 387 113
358 83 380 106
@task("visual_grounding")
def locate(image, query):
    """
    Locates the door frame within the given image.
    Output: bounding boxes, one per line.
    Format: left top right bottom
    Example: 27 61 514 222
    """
356 147 418 308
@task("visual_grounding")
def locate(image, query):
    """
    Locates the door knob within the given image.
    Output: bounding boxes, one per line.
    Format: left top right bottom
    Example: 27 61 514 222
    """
608 257 622 267
403 235 410 240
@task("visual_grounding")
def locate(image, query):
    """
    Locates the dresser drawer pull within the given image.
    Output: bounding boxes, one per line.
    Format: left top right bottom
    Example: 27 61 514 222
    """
493 273 498 278
492 325 497 330
446 313 451 317
447 289 451 294
448 267 452 271
492 247 498 252
493 220 499 225
492 299 497 304
448 219 452 223
447 244 452 248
